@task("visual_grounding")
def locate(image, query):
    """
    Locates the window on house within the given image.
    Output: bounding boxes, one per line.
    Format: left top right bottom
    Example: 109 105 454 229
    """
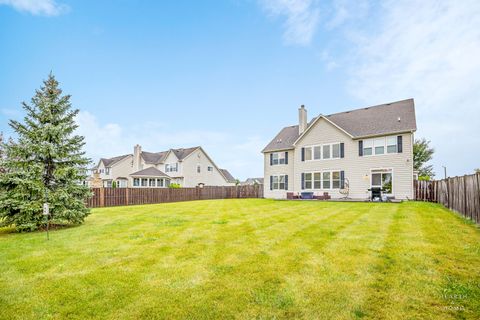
387 136 397 153
304 173 312 189
141 178 148 187
332 143 340 158
165 163 178 173
118 180 127 188
271 175 287 190
197 164 201 173
332 171 340 189
157 178 164 187
322 145 331 159
313 146 321 160
133 178 140 187
149 179 155 187
313 172 321 189
305 147 312 161
105 167 110 175
279 175 285 190
363 139 373 156
272 152 286 165
272 176 279 190
207 166 213 172
372 169 393 194
374 137 385 155
322 172 331 189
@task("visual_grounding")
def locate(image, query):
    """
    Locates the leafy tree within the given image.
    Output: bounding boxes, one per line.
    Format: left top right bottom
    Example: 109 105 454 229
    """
111 181 117 189
475 168 480 174
169 183 181 189
0 133 5 174
413 138 435 179
0 74 91 232
235 179 240 186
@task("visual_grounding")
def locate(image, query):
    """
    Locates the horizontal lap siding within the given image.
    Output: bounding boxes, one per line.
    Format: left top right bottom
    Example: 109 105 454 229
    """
293 118 414 200
86 185 263 208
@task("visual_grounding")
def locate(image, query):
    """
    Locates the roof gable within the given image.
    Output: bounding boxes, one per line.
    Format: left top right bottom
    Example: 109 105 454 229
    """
262 99 416 153
130 167 170 178
99 154 131 168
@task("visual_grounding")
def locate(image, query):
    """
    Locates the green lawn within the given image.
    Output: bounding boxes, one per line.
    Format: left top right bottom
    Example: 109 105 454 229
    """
1 199 480 319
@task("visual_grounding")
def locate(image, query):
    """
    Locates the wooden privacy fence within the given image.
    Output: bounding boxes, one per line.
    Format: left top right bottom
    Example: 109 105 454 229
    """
86 185 263 208
415 174 480 224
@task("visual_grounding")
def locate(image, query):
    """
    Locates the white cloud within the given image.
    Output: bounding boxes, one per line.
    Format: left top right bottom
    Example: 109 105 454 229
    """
0 0 69 16
347 0 480 176
75 111 264 180
260 0 321 45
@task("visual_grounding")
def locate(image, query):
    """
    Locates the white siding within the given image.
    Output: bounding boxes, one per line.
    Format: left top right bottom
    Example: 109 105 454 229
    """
263 118 414 200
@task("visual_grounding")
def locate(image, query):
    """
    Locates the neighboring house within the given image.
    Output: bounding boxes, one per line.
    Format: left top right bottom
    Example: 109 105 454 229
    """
241 177 264 186
262 99 417 200
92 145 235 188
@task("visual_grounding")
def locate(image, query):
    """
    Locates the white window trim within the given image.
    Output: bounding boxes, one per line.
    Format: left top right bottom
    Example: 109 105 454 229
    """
362 135 399 157
271 174 287 190
303 142 342 162
370 168 394 195
303 170 342 190
272 152 286 165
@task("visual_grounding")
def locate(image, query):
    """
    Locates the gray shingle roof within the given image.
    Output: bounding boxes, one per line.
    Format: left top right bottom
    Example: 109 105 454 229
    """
100 154 131 167
220 169 236 183
130 167 170 178
141 147 198 164
325 99 416 138
171 147 198 161
262 99 416 153
141 151 168 164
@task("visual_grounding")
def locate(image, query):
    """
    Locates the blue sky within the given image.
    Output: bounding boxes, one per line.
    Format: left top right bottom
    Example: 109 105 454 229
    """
1 0 479 180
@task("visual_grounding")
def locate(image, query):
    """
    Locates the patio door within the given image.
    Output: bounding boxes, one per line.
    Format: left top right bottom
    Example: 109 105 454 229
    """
371 169 393 195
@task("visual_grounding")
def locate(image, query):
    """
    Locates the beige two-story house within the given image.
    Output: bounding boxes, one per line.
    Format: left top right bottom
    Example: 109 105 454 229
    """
262 99 417 200
92 145 236 188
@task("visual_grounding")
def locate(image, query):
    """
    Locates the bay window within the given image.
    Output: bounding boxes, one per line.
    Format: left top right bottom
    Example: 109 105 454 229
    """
133 178 140 187
141 178 148 187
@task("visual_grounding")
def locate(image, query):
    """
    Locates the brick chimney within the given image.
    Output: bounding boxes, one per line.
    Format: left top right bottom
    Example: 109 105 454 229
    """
298 105 307 135
133 144 142 171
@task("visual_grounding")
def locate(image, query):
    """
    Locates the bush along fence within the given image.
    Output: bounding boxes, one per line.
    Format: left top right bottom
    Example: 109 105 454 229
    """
415 173 480 224
86 185 264 208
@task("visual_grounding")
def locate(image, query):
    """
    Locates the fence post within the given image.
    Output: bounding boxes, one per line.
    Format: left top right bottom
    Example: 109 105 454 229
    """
463 175 467 219
126 188 129 206
99 187 105 207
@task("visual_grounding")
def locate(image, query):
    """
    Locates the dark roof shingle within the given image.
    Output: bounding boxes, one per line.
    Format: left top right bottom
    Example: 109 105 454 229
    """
130 167 170 178
100 154 131 167
220 169 236 183
262 99 416 153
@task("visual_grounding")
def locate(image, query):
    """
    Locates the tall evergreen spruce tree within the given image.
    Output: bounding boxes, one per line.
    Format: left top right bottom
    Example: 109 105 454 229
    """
0 74 91 231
